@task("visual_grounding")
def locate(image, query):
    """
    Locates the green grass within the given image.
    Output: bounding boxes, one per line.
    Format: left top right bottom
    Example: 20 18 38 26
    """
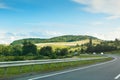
0 56 38 61
105 50 120 54
0 54 105 62
78 54 104 58
0 57 113 79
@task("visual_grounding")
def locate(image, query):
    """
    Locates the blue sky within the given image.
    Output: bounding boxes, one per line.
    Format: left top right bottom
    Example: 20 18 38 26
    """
0 0 120 44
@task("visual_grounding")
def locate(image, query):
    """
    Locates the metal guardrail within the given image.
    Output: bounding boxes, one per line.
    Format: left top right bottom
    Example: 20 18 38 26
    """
0 57 108 78
0 57 108 68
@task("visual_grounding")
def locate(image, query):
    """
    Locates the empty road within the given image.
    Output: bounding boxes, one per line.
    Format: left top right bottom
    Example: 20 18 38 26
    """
15 55 120 80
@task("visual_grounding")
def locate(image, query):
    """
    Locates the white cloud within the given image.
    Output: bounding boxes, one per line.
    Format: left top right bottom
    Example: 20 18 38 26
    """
0 2 17 11
0 3 10 9
45 31 64 37
1 29 120 44
73 0 120 19
91 21 103 26
106 16 120 20
87 28 120 40
0 31 64 44
26 22 80 28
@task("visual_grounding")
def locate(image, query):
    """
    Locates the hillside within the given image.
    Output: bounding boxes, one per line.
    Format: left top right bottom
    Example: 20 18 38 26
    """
11 35 99 45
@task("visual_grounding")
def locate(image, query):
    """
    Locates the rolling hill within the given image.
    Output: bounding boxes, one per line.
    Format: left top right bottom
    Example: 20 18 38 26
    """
10 35 100 45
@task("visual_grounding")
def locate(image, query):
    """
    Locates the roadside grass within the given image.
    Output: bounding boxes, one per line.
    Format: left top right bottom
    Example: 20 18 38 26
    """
79 54 104 58
0 57 113 79
0 56 37 62
105 50 120 54
0 54 104 62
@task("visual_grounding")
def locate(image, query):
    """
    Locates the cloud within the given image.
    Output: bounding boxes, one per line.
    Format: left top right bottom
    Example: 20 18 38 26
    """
0 2 17 11
73 0 120 19
106 16 120 20
0 31 64 44
91 21 103 26
45 31 64 37
26 22 80 28
1 29 120 44
0 3 10 9
87 28 120 40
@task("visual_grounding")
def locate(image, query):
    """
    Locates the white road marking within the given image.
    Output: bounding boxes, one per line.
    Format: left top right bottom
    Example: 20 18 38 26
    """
28 57 117 80
114 74 120 79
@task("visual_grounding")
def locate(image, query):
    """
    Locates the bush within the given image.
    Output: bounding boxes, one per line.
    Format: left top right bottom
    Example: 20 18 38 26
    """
39 46 53 56
56 48 68 56
12 56 24 61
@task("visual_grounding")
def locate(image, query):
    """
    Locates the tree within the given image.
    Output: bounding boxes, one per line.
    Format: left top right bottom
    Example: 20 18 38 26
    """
22 40 37 55
86 38 93 53
56 48 68 56
0 45 4 56
11 45 22 56
39 46 53 56
115 38 120 48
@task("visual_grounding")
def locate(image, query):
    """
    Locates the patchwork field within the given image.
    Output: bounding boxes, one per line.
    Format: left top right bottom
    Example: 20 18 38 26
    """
36 39 101 49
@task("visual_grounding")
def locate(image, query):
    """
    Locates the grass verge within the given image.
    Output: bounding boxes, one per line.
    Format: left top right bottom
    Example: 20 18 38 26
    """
0 57 113 79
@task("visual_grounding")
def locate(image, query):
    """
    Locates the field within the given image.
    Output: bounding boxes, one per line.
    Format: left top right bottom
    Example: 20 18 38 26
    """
36 39 101 52
36 39 101 47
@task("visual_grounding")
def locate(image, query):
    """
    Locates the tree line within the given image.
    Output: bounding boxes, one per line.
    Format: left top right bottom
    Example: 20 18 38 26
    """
84 38 119 53
0 41 69 59
0 38 120 61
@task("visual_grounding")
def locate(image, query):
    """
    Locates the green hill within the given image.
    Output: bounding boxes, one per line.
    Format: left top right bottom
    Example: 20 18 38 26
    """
10 35 99 45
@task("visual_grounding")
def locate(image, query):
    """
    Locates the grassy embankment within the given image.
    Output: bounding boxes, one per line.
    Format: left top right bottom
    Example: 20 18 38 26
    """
105 50 120 54
0 56 113 79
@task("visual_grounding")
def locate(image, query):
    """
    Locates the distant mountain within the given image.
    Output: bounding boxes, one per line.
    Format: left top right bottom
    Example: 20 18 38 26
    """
10 35 99 45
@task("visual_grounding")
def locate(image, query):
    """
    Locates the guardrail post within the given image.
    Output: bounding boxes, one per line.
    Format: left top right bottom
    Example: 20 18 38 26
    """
48 63 50 69
55 63 58 68
31 65 34 72
19 66 22 73
4 67 8 77
70 61 73 66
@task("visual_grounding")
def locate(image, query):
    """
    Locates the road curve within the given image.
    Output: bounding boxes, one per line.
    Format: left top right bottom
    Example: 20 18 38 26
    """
15 55 120 80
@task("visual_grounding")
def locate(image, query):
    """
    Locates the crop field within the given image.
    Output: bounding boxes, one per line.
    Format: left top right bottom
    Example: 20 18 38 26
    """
36 39 101 48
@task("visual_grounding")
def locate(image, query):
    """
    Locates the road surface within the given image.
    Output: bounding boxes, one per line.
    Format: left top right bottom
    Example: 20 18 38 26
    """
15 55 120 80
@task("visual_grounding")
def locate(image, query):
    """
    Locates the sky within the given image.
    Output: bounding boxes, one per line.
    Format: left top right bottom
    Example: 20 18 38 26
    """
0 0 120 44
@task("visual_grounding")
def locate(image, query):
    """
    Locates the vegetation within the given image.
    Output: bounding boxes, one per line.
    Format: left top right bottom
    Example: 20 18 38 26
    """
22 41 37 55
84 38 119 53
0 57 113 79
11 35 98 45
39 46 53 56
0 35 118 79
0 35 120 61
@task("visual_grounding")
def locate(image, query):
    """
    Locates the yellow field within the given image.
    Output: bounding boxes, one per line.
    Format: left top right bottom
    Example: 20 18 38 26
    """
36 39 101 49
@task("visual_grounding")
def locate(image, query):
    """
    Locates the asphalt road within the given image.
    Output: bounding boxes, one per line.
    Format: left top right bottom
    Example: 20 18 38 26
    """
15 55 120 80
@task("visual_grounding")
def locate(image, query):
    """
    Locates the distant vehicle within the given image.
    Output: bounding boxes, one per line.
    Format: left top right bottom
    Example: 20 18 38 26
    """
93 52 96 55
74 52 78 55
101 52 104 55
